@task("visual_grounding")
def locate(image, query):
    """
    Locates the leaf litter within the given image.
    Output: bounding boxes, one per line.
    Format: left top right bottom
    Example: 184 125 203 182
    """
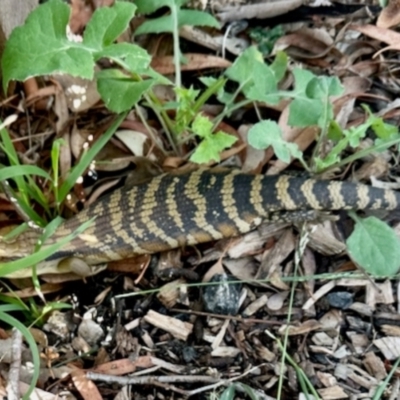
1 0 400 399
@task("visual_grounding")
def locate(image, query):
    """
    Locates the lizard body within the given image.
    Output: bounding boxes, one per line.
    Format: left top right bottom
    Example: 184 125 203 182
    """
1 169 399 278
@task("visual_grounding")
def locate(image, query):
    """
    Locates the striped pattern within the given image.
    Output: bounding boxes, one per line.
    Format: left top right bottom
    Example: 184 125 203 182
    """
3 169 400 277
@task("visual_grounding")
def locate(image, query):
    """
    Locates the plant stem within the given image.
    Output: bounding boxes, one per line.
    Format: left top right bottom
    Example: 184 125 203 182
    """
322 136 400 174
144 92 180 155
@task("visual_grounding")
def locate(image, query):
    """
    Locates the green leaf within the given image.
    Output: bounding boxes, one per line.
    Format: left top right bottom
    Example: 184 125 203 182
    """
291 68 316 94
235 383 259 400
0 165 51 181
97 69 155 113
372 118 398 139
314 153 340 171
270 50 287 82
295 76 342 129
83 1 136 49
136 9 219 35
175 9 220 28
347 216 400 276
175 87 200 134
134 0 184 13
288 98 322 127
94 43 151 73
190 131 237 164
2 0 93 90
246 62 279 104
51 139 64 209
135 16 174 35
326 76 343 96
37 216 64 246
225 46 281 104
225 46 264 88
327 120 344 141
287 69 328 127
361 107 400 140
0 303 27 312
345 125 368 148
314 132 350 169
248 120 302 163
220 385 236 400
191 113 212 138
199 77 217 87
2 0 140 93
305 76 343 99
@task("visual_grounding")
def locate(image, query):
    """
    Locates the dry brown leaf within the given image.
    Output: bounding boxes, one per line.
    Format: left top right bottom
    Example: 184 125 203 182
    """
19 381 61 400
256 229 295 281
217 0 303 23
107 254 151 275
350 23 400 48
114 129 150 157
223 257 259 282
377 0 400 28
274 28 335 59
151 53 231 75
71 367 103 400
92 359 137 375
70 124 91 159
203 257 225 282
69 0 94 33
52 73 101 112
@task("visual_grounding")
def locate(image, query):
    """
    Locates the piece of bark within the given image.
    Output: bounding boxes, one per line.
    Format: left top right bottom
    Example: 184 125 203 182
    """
363 352 387 381
278 319 321 336
317 385 348 399
373 336 400 360
242 294 268 317
144 310 193 341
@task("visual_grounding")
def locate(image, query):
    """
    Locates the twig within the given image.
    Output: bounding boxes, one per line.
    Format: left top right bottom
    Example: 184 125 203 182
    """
171 308 283 325
185 364 275 399
86 372 220 385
